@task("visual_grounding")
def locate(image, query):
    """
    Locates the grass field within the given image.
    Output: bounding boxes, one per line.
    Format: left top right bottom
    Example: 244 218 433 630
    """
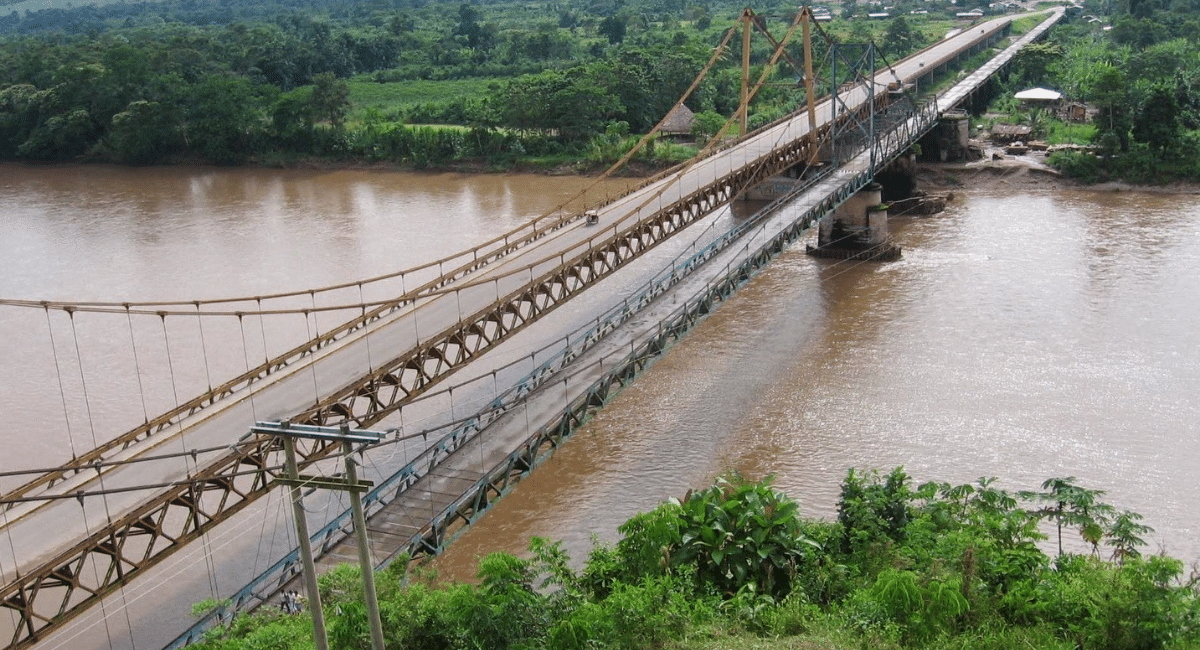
347 77 501 118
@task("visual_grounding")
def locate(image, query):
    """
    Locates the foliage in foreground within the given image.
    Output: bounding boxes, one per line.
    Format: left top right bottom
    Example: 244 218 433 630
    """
191 470 1200 650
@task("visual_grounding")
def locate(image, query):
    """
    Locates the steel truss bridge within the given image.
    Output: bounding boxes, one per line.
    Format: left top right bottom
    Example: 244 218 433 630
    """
0 8 1063 649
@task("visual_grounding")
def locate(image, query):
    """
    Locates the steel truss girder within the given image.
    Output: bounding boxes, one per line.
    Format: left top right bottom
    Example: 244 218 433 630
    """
294 125 832 428
0 436 323 650
1 90 884 650
0 208 590 509
391 164 851 564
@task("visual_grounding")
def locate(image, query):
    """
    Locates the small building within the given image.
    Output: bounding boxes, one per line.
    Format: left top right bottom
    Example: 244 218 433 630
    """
1014 87 1063 110
991 123 1032 143
956 10 984 19
660 104 696 138
867 12 891 18
1058 101 1088 123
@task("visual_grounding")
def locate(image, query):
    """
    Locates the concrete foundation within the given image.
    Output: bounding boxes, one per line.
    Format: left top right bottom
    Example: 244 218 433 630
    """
807 183 901 261
874 153 919 202
919 111 972 162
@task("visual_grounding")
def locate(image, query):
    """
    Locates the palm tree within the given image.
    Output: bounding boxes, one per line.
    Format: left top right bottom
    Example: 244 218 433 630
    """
1020 477 1114 557
1106 510 1154 564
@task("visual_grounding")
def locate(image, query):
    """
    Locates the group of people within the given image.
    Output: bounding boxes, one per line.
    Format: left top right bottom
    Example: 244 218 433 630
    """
280 590 305 615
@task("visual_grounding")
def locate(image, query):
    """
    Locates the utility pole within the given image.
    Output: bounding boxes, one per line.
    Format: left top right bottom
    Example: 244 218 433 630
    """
802 6 819 163
341 425 387 650
255 420 388 650
740 7 753 136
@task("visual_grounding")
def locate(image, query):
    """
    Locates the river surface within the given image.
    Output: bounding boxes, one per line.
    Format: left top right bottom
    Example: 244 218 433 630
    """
2 163 1198 647
434 180 1200 578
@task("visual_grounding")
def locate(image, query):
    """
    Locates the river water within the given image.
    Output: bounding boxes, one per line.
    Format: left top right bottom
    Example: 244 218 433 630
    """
2 164 1198 646
434 182 1200 578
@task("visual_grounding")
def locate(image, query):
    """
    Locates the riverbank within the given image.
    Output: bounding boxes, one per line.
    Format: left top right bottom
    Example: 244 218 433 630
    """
253 147 1200 194
918 156 1200 195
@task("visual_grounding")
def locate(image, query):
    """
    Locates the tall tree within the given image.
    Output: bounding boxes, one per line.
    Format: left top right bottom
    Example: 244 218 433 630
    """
186 74 263 163
881 16 922 59
1021 477 1113 557
311 72 350 128
598 15 627 44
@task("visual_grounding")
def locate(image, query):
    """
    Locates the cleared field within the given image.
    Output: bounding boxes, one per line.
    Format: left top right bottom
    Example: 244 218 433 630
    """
348 77 501 115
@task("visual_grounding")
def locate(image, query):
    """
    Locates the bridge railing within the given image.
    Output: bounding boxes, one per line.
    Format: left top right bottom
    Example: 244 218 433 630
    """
163 134 856 649
168 80 944 643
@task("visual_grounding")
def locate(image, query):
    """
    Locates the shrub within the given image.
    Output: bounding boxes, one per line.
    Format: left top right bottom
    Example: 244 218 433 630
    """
1014 554 1200 650
1048 150 1104 183
671 474 821 601
837 467 913 566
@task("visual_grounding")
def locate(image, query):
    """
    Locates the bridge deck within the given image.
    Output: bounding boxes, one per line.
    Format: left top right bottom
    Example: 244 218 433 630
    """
1 9 1064 650
254 2 1067 622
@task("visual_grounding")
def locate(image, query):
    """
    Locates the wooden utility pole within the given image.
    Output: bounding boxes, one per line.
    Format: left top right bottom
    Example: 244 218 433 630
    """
258 420 388 650
281 430 329 650
342 432 386 650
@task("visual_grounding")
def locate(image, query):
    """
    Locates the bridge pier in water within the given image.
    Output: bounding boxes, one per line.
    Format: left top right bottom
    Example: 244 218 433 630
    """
806 182 901 261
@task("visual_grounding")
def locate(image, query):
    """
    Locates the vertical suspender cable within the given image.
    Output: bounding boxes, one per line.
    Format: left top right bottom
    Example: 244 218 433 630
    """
195 302 214 395
256 298 270 368
66 309 128 650
238 314 259 422
304 308 321 410
125 306 151 427
358 283 375 373
159 313 187 463
44 306 79 461
306 291 325 406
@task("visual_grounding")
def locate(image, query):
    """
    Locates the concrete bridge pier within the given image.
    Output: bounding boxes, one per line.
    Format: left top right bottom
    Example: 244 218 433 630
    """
919 110 972 162
739 159 829 202
806 182 901 261
874 153 918 203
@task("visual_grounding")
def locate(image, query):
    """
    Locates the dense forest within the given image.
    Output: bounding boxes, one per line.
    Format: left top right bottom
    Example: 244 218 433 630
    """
0 0 1198 179
188 471 1200 650
0 0 956 167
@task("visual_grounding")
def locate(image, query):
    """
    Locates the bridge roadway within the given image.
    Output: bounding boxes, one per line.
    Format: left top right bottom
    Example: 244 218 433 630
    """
292 3 1061 574
230 7 1068 638
0 9 1062 649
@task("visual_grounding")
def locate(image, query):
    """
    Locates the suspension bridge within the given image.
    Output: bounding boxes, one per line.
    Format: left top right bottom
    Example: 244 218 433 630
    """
0 7 1064 649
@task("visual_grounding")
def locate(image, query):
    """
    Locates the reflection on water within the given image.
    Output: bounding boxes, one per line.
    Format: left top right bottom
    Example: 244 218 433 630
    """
434 188 1200 580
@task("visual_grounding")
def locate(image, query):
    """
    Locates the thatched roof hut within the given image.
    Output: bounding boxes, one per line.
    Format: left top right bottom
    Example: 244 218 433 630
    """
660 104 696 136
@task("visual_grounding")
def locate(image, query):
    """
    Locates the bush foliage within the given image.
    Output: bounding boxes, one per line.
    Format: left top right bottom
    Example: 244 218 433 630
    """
191 470 1200 650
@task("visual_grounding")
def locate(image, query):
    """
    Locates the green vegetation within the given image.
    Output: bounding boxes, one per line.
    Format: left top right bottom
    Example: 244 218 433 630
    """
189 471 1200 650
0 0 978 168
4 0 1196 182
983 0 1200 183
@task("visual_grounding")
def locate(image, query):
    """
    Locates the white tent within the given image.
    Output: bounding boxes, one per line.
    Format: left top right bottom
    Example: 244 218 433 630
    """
1014 87 1063 101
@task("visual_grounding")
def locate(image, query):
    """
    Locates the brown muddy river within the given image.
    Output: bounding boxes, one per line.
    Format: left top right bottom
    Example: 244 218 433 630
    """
434 184 1200 580
1 164 1198 647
